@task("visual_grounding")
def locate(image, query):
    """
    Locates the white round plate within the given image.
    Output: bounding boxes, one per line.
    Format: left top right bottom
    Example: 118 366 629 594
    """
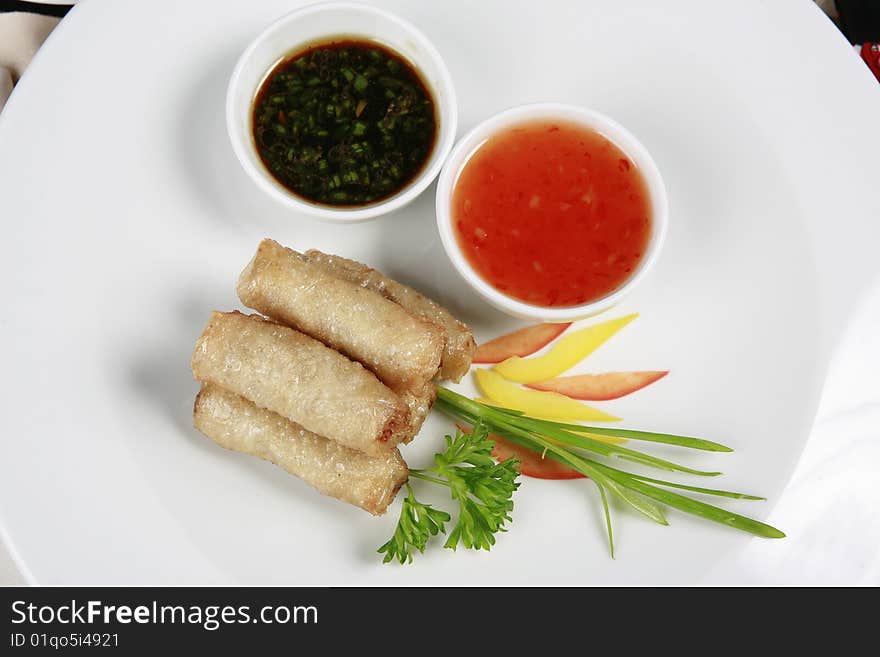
1 0 878 585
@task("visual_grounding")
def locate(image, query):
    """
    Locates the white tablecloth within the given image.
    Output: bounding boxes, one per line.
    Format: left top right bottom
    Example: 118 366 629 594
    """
703 279 880 585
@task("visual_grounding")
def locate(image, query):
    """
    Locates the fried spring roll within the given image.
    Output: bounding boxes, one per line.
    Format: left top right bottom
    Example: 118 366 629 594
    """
194 384 407 515
237 239 445 394
303 249 476 381
401 383 437 443
191 311 408 456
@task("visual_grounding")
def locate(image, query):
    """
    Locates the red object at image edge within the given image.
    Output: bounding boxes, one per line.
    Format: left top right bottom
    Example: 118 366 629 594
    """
860 43 880 82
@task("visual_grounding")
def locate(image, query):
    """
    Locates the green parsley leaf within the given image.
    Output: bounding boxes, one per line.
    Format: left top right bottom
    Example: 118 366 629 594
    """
378 420 521 564
433 422 520 551
377 483 450 565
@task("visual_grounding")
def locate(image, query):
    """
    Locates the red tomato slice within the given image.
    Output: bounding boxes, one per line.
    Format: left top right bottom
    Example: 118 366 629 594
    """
491 434 586 480
456 424 585 480
526 370 668 400
473 323 571 364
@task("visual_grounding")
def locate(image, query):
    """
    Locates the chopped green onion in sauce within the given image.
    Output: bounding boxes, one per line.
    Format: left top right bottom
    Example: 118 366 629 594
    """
252 40 437 206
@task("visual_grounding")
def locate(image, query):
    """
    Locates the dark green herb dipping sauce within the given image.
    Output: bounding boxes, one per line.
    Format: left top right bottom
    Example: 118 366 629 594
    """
252 40 437 206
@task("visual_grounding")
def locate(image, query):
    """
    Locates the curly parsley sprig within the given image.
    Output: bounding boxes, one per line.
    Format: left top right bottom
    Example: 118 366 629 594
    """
377 484 450 564
378 421 521 564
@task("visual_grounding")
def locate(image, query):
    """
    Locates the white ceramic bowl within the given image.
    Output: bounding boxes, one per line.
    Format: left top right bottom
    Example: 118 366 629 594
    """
436 103 668 321
226 1 457 222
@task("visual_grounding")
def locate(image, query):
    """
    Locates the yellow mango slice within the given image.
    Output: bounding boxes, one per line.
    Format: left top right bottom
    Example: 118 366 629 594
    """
474 369 621 422
473 397 627 445
493 313 638 383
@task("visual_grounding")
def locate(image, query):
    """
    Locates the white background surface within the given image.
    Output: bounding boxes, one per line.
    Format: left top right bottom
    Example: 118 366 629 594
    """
1 0 878 585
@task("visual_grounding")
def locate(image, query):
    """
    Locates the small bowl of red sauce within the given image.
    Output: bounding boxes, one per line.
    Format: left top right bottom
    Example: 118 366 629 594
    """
436 103 668 321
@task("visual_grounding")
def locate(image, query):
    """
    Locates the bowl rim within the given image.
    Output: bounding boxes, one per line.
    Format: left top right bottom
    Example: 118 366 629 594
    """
435 102 669 321
225 0 458 223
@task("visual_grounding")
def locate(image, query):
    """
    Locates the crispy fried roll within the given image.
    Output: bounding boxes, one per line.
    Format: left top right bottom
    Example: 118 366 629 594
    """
191 311 408 456
237 239 445 394
400 383 437 443
303 249 476 381
194 384 407 515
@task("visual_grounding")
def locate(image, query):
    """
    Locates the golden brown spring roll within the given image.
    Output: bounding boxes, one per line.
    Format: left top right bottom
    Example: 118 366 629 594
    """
303 249 476 382
194 384 407 515
237 239 445 394
191 311 408 456
400 383 437 443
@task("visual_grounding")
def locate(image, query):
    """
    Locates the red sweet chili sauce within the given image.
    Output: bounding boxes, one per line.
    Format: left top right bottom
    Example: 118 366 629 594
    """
452 120 652 307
